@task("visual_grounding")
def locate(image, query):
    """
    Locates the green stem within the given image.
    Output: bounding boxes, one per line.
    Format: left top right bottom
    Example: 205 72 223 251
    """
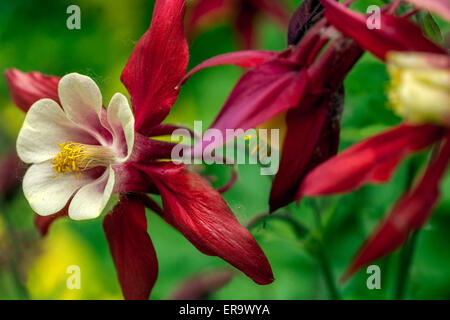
247 212 309 239
315 245 341 300
310 199 341 300
394 231 419 300
393 146 438 299
248 205 340 299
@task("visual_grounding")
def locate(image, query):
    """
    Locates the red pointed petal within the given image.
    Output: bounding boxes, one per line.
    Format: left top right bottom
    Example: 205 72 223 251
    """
5 69 60 112
103 196 158 300
343 133 450 279
271 88 344 211
195 60 306 153
180 50 278 86
214 61 306 131
121 0 189 133
299 124 443 197
270 101 328 212
405 0 450 21
138 163 274 285
320 0 446 60
212 61 307 148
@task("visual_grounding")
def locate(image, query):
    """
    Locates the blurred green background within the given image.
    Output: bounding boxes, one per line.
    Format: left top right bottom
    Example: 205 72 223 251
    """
0 0 449 300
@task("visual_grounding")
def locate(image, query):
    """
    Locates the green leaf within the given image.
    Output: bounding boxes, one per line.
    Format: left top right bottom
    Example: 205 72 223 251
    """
416 12 443 44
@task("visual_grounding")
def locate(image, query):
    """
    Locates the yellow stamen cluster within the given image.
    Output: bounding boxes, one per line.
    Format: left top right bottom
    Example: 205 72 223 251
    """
51 142 89 178
244 113 285 158
245 134 267 157
51 141 115 178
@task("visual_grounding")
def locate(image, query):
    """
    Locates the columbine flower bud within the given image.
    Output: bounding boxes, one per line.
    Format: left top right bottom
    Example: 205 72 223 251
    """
387 52 450 126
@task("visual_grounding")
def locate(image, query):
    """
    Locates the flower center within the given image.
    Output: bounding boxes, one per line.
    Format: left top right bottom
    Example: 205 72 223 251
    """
51 141 115 178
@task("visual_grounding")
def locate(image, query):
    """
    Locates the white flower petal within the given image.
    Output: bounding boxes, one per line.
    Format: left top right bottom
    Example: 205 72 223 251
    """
107 93 135 161
68 166 115 220
58 73 109 143
59 72 102 118
23 161 91 216
17 98 97 164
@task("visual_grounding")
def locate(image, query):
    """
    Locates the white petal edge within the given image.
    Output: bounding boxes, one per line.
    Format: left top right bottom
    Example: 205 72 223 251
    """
17 98 97 164
68 166 115 220
23 161 91 216
107 93 135 161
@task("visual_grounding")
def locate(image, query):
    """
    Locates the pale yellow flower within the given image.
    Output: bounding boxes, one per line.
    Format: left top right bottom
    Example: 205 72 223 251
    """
387 51 450 126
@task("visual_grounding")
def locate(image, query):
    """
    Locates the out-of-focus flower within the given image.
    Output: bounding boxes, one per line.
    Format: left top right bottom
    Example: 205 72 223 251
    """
297 1 450 279
0 225 39 286
170 269 234 300
387 52 450 126
0 149 25 200
403 0 450 21
26 223 122 299
179 0 443 212
6 0 273 299
187 0 290 49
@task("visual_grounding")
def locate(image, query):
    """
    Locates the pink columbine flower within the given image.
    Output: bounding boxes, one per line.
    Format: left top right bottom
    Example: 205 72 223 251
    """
6 0 273 299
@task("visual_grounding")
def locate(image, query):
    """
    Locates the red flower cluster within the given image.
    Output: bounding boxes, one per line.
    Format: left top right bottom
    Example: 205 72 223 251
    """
298 0 450 279
181 0 450 280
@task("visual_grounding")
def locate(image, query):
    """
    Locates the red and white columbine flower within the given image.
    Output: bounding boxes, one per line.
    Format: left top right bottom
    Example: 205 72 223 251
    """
6 0 273 300
17 73 134 220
